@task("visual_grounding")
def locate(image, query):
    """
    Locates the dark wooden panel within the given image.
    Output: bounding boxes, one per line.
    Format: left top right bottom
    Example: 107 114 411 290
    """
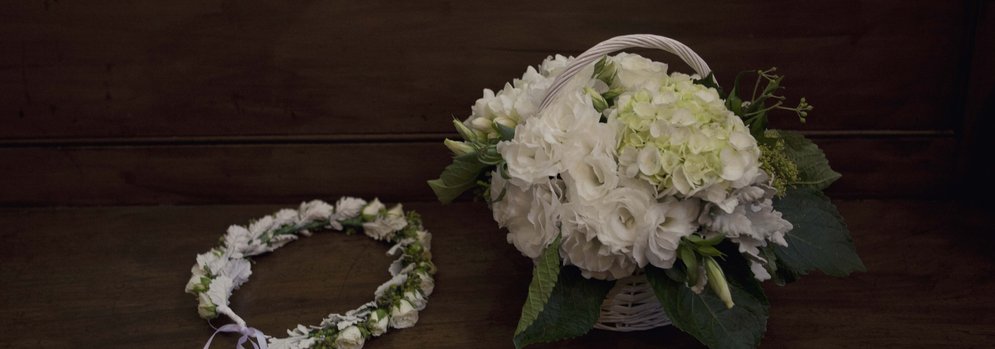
0 200 992 348
0 136 957 206
0 0 970 140
959 0 995 200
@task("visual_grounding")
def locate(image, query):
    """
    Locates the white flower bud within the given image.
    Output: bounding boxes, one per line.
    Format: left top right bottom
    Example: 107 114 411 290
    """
361 198 385 221
197 292 217 318
389 299 419 329
334 326 365 349
444 139 475 156
368 309 390 337
404 290 427 311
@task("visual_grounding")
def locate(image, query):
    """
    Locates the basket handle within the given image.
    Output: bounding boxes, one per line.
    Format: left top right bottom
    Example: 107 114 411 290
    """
539 34 714 111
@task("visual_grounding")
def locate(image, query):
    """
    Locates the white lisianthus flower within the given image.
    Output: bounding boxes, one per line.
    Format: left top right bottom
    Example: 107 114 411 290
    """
389 299 419 329
298 200 333 222
562 123 619 203
368 309 390 337
559 204 637 280
223 225 251 255
612 52 669 90
532 93 599 147
497 121 563 187
596 179 657 254
490 173 562 258
361 198 386 221
334 326 365 349
223 258 252 288
634 197 702 268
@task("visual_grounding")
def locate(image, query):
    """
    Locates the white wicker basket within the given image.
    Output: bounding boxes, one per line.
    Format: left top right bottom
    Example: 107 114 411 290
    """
539 34 714 331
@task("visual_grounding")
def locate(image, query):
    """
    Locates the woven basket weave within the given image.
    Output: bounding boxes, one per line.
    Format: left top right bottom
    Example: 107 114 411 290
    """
539 34 714 331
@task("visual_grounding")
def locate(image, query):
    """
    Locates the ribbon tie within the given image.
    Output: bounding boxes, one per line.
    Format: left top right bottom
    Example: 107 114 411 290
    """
203 324 268 349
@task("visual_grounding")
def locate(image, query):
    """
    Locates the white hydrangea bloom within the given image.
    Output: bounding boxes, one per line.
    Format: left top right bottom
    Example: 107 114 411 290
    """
699 172 792 280
612 67 761 207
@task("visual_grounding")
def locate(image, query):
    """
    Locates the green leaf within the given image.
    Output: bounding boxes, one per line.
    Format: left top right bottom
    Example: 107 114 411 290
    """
777 130 841 190
773 188 866 277
513 266 615 349
515 236 562 335
693 72 724 96
646 261 769 349
427 153 489 204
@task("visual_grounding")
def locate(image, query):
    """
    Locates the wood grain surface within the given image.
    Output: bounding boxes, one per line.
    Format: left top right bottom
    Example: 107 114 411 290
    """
0 200 992 348
0 1 972 140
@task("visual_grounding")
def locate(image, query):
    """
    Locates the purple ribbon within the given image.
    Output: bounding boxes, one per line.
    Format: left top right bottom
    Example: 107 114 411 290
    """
203 324 268 349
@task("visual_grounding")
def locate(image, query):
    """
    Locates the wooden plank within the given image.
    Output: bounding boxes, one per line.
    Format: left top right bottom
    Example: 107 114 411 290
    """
0 137 957 206
0 200 992 348
959 0 995 199
0 0 971 140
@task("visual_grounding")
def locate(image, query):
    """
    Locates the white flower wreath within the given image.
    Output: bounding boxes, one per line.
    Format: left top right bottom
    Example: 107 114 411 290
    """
185 197 435 349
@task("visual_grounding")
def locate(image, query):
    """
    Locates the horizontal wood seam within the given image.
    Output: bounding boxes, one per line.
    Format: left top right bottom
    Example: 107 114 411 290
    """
0 130 958 148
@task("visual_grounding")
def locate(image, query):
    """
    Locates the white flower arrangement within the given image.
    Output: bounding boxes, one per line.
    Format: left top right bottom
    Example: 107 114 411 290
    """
186 197 435 349
430 35 864 349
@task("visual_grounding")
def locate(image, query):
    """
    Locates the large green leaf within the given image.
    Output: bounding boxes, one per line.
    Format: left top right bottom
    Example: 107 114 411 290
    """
427 153 488 204
513 266 615 349
514 236 562 335
646 262 769 349
778 131 841 190
773 188 866 277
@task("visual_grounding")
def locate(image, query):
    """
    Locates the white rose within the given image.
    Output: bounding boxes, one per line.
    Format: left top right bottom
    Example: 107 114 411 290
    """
334 326 365 349
634 198 701 268
368 309 390 337
389 299 419 329
361 198 385 221
298 200 333 222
